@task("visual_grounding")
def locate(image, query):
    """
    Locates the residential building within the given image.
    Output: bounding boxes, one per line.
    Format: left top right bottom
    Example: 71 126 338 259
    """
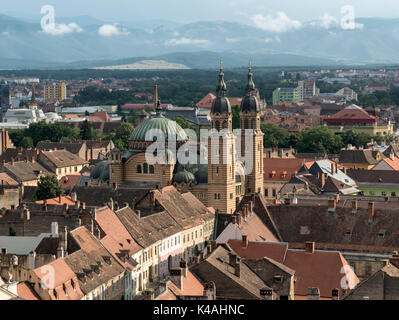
38 149 89 179
44 82 67 102
323 104 394 136
227 239 358 300
272 87 300 105
339 148 381 170
347 170 399 197
297 80 319 101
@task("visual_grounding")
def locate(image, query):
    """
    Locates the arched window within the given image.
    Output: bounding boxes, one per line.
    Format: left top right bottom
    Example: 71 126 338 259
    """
251 120 255 129
137 165 142 174
143 163 148 174
149 165 155 174
244 119 249 128
222 120 228 128
215 120 220 130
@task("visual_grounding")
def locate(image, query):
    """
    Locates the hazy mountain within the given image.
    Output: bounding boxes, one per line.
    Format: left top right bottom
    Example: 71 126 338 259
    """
1 14 399 69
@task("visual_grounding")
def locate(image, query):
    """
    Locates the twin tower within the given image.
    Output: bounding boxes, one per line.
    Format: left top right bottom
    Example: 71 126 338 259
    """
207 62 264 214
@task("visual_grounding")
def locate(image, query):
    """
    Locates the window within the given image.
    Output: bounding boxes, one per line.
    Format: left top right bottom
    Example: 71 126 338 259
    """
382 191 387 196
265 189 269 197
137 165 142 174
272 189 277 197
143 163 148 174
149 165 155 174
392 192 397 197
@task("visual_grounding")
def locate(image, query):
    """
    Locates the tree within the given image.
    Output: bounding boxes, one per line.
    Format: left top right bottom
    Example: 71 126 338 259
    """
112 122 135 151
34 175 64 201
20 136 34 148
341 130 372 148
80 120 93 140
9 225 16 236
231 104 240 129
296 127 344 154
260 123 291 148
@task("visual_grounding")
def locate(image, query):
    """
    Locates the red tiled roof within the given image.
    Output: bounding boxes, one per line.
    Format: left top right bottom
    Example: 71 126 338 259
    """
196 93 242 110
263 158 305 181
324 106 378 123
59 175 81 189
228 240 359 299
36 196 75 205
16 282 40 300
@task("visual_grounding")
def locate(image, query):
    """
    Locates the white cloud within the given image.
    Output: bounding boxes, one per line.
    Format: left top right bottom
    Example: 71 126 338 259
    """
1 31 9 36
252 12 302 33
319 13 339 29
225 37 240 43
165 37 212 46
42 22 83 36
98 24 130 37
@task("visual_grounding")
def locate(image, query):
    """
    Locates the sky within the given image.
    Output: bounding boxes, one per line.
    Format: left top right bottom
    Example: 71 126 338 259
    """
3 0 399 24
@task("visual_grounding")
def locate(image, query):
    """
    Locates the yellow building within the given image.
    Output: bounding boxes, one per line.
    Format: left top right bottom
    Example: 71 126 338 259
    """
338 148 381 170
44 82 67 102
324 104 394 136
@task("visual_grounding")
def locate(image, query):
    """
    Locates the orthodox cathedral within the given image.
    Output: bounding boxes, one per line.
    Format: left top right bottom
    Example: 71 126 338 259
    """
91 62 264 214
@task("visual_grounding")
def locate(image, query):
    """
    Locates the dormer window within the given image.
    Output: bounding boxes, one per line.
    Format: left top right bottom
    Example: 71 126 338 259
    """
274 275 283 283
378 230 386 238
63 284 68 296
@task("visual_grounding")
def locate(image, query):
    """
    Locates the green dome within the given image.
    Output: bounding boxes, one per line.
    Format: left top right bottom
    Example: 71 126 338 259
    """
173 170 196 184
194 165 208 184
90 160 110 181
129 115 188 142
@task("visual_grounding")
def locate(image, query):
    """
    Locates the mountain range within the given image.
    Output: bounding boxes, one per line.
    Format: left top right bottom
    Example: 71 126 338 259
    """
1 14 399 69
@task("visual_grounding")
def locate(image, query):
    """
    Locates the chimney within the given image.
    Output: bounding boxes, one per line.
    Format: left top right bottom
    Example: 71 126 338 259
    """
248 201 253 213
234 261 241 277
80 202 86 210
328 198 336 212
51 222 59 237
194 256 200 265
260 288 274 300
307 287 320 300
242 235 248 248
229 254 238 266
390 251 399 267
351 199 358 213
144 289 155 300
71 192 77 202
136 210 141 219
64 226 68 253
180 260 188 278
10 157 14 165
368 202 375 222
170 268 183 291
232 215 237 225
207 244 212 255
331 163 334 175
24 209 30 221
63 203 69 213
58 194 62 204
332 288 340 300
200 252 204 261
385 196 390 203
85 181 89 187
211 240 217 251
112 182 117 190
114 201 120 211
321 173 326 188
305 241 315 254
237 212 242 225
28 251 36 270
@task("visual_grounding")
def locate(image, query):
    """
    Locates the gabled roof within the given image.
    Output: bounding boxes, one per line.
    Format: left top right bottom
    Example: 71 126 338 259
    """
40 150 88 168
2 161 50 182
347 169 399 184
228 239 358 299
324 105 378 123
191 246 268 299
339 149 380 165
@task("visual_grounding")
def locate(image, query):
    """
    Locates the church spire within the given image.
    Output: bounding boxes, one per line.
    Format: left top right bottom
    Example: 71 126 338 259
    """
154 85 162 116
245 61 256 94
216 59 227 97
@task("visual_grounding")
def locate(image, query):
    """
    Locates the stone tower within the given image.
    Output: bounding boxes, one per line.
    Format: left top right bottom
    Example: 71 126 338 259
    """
239 62 264 195
207 61 236 214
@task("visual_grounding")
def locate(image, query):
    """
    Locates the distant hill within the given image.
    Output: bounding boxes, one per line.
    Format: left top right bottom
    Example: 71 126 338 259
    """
2 14 399 69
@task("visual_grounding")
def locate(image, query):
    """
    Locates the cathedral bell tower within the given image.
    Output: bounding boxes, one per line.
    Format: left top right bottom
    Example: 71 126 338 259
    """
239 62 264 195
207 61 236 214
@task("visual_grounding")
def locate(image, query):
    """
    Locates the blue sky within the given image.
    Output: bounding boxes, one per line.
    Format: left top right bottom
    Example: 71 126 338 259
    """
2 0 399 23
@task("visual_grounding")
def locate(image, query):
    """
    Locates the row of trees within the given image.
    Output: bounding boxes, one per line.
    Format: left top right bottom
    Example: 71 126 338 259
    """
260 124 397 154
8 120 135 152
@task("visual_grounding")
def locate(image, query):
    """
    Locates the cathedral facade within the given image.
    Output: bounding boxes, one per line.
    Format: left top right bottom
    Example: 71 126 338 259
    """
91 63 264 215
